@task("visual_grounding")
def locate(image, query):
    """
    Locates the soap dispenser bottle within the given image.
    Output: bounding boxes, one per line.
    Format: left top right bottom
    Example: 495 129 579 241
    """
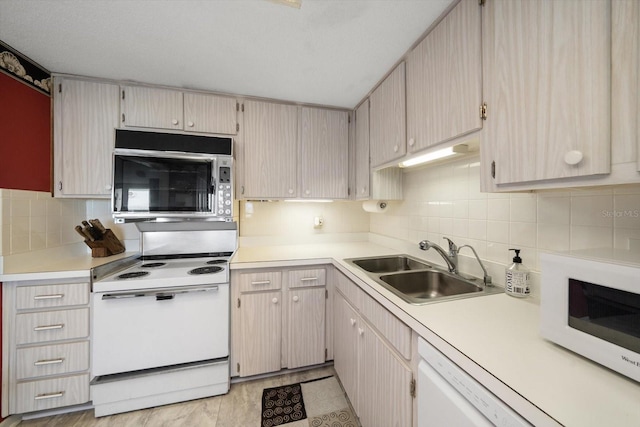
505 249 530 298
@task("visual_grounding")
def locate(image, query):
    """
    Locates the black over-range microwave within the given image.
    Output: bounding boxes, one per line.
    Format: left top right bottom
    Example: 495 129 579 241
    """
112 130 234 222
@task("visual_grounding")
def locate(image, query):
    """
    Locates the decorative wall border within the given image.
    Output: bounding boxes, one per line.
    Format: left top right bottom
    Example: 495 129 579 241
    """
0 40 51 95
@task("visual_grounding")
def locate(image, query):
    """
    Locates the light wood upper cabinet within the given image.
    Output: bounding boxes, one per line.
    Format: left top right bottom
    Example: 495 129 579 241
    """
53 77 119 197
354 101 370 199
183 92 237 134
483 0 611 185
241 100 298 198
121 86 183 130
369 62 406 168
121 85 237 134
300 107 349 199
406 0 482 153
611 0 640 173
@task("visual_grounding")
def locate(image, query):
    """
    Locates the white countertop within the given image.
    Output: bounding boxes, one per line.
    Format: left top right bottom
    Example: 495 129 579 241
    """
0 243 139 282
232 241 640 427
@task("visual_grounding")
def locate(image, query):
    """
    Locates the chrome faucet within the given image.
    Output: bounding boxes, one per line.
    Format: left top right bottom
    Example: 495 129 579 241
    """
418 237 458 273
457 244 492 287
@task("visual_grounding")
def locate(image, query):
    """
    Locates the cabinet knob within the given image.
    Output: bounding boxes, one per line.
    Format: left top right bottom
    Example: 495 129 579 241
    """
564 150 583 166
272 297 279 304
305 189 311 195
350 318 356 326
292 295 299 302
361 187 367 194
393 144 399 153
408 138 415 147
172 119 179 126
358 327 364 336
288 188 294 195
187 121 194 127
105 184 112 191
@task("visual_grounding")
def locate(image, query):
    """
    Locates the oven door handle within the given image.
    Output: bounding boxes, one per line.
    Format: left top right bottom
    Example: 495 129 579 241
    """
101 285 219 300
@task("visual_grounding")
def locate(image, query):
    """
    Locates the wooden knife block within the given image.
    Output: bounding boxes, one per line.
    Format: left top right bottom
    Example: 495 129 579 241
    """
84 229 126 257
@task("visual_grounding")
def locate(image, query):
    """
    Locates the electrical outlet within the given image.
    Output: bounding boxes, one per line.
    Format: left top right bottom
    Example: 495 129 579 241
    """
314 216 324 228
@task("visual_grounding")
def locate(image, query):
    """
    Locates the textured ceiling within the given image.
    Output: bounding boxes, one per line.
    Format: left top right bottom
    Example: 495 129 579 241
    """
0 0 453 108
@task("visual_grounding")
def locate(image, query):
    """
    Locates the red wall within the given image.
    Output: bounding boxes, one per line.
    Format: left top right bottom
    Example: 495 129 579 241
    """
0 72 51 192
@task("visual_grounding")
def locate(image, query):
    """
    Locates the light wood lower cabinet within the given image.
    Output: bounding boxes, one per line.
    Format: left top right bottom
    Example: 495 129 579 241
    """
2 278 91 417
231 266 329 377
333 272 414 427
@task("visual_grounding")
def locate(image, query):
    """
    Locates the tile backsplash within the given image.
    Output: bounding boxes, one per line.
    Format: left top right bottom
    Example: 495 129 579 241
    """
0 190 137 256
371 155 640 272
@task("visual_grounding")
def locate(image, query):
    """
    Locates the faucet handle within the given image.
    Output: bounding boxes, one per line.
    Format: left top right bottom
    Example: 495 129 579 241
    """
443 237 457 254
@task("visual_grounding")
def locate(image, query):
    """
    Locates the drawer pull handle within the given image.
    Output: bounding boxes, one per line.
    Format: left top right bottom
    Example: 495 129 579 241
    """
251 280 271 286
34 294 65 300
34 358 65 366
34 391 64 401
34 324 64 331
300 277 318 282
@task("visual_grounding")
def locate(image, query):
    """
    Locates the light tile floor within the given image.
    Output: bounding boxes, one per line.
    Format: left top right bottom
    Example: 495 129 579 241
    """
18 366 356 427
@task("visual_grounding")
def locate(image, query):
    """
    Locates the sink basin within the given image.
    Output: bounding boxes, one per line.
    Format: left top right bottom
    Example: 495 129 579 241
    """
379 270 483 304
349 256 431 273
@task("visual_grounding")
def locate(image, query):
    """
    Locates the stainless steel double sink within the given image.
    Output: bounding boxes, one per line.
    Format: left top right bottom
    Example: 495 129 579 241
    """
345 255 502 305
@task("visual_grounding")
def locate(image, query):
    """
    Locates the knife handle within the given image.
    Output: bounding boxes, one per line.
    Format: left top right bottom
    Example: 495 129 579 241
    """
89 219 107 234
77 225 94 242
74 226 88 240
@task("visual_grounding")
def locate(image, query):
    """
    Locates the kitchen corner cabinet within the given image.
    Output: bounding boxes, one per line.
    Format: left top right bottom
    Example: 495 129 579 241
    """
240 100 298 198
406 0 482 153
231 266 328 378
121 85 237 135
482 0 611 186
354 101 403 201
369 62 407 168
2 278 91 417
333 271 413 427
53 76 119 198
300 107 349 199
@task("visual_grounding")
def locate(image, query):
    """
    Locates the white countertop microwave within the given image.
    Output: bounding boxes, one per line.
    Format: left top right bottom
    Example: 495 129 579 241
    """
540 248 640 383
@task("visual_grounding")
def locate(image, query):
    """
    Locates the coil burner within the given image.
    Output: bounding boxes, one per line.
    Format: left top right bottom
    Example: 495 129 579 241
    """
188 266 224 275
117 271 150 280
206 259 227 265
141 262 166 268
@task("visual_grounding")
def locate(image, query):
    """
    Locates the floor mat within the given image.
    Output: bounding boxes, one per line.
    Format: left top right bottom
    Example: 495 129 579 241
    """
261 376 357 427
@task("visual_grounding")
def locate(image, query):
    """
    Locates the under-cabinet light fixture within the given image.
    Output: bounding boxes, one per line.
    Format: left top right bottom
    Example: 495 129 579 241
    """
284 199 333 203
267 0 302 9
399 144 469 168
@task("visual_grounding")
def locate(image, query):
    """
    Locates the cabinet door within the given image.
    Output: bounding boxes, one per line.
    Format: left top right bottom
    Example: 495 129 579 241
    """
183 92 237 135
611 0 640 172
483 0 610 185
300 107 349 199
287 287 325 369
241 100 298 198
354 101 370 199
359 321 413 427
369 62 406 168
239 291 282 377
54 78 119 197
121 85 183 130
406 0 482 152
333 293 360 414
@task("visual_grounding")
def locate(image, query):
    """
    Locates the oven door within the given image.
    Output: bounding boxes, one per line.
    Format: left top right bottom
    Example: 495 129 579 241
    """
112 151 217 219
92 284 229 377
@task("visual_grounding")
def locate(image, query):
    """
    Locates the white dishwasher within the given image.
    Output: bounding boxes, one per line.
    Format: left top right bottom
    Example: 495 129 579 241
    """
418 337 531 427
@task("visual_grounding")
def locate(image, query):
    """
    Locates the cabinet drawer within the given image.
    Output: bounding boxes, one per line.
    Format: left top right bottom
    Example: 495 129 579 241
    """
361 293 412 359
16 308 90 345
289 268 326 288
238 271 282 293
16 283 89 310
16 341 89 380
15 373 89 414
335 272 364 308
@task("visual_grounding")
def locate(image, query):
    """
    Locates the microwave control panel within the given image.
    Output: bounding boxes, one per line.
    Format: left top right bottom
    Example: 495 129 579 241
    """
217 159 233 217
